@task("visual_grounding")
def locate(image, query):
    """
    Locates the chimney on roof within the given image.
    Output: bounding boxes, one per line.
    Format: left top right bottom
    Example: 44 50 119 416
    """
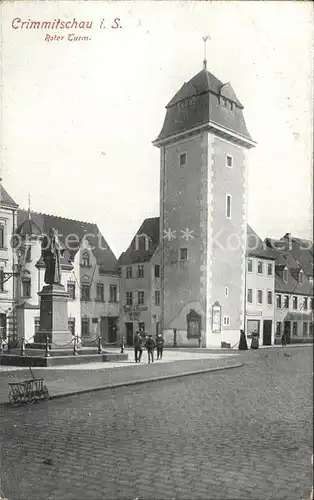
283 232 292 251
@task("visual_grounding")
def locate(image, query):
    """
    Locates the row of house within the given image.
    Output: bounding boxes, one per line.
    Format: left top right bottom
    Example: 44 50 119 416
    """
0 183 120 346
1 61 312 348
0 181 312 348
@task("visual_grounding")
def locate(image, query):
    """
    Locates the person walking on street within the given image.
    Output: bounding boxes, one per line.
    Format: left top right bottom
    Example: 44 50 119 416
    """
156 333 164 360
281 332 287 347
134 331 143 362
145 334 156 363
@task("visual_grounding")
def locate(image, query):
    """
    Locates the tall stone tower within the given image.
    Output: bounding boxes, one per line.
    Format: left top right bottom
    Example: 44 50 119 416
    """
153 61 256 347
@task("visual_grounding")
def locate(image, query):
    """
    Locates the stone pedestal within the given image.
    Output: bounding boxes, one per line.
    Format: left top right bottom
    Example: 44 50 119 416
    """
34 284 72 348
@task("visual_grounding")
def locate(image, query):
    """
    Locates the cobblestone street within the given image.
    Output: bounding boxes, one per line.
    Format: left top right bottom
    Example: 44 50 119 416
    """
1 346 313 500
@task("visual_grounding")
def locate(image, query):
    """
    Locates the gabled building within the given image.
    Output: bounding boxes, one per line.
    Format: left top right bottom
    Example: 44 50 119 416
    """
265 236 313 344
15 209 119 344
153 60 256 347
0 182 18 342
118 217 160 345
245 225 276 345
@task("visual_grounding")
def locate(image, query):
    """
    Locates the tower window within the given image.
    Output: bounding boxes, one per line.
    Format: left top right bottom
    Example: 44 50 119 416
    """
226 155 233 168
223 316 230 326
179 153 187 167
247 289 253 303
226 195 232 219
180 248 188 260
225 287 229 297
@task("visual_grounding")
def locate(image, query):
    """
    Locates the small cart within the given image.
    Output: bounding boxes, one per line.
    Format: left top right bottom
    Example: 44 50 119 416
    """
8 378 49 405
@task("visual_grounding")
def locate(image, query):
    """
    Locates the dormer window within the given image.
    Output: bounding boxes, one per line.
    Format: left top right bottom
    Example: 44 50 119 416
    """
299 270 304 285
220 97 234 110
135 233 149 251
283 268 288 283
81 251 90 267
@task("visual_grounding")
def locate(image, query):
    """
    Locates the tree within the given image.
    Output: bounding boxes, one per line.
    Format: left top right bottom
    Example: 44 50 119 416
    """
238 329 248 350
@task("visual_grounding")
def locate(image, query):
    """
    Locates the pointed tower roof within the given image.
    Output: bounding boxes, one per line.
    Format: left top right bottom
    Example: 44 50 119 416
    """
0 182 18 208
16 217 42 237
166 69 225 107
154 66 255 148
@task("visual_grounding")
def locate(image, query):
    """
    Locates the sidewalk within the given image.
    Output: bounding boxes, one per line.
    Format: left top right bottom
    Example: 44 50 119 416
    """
0 350 242 405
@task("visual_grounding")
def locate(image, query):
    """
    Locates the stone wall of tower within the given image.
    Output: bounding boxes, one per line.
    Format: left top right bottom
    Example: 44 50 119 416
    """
205 136 247 346
160 132 206 346
160 131 248 347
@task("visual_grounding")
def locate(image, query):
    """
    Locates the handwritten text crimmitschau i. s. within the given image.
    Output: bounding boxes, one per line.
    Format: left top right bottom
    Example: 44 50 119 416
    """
11 17 122 41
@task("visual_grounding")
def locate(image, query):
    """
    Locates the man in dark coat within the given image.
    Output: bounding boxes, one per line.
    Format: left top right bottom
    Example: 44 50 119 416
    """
145 334 156 363
133 331 143 362
156 334 164 360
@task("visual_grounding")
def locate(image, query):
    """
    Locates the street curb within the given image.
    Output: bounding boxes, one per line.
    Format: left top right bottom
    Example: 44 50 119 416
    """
47 362 244 401
0 362 244 407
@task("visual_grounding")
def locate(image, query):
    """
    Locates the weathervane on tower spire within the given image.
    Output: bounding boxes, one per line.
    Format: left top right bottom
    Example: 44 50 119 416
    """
28 192 31 219
202 35 211 70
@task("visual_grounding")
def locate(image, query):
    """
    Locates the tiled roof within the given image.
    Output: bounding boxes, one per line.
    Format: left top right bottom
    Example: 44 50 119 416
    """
119 217 159 265
264 238 313 296
0 184 18 208
17 209 118 272
155 68 253 144
247 225 276 260
281 235 313 278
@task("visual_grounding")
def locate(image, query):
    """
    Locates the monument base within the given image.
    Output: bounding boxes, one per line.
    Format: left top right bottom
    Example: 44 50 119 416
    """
34 284 72 349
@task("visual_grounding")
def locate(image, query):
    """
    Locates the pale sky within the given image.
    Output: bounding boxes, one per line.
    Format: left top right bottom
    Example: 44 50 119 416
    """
1 1 313 258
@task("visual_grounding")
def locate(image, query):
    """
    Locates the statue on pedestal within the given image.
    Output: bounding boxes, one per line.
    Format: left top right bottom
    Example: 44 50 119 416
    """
41 228 64 285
